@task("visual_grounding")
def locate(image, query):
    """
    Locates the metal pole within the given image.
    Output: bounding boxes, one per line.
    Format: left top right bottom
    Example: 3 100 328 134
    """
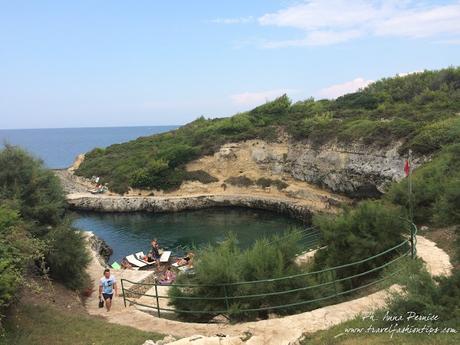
330 270 337 297
223 285 230 312
408 149 413 223
408 149 415 259
121 279 127 307
154 283 161 318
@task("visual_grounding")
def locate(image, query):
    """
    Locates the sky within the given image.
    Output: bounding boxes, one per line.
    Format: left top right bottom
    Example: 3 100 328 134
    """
1 0 460 129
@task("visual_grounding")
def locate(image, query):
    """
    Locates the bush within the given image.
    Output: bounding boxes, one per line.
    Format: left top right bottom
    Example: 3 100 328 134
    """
0 205 43 310
184 170 219 184
255 178 288 190
224 176 254 188
386 144 460 225
44 223 91 290
385 260 460 329
312 201 406 284
168 230 321 322
0 145 65 225
405 116 460 154
0 146 91 306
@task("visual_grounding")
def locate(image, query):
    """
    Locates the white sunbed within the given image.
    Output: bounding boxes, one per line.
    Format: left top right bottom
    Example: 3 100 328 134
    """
125 254 147 268
125 251 156 268
135 251 157 266
160 250 172 263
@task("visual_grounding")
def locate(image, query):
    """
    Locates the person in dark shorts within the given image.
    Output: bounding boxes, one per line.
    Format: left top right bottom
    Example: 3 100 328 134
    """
143 239 161 266
99 268 117 311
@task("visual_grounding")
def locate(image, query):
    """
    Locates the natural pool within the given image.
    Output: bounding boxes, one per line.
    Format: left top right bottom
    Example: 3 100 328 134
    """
72 207 306 264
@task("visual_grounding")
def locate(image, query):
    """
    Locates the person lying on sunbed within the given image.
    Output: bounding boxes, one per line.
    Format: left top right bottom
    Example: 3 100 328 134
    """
159 266 176 285
173 252 194 267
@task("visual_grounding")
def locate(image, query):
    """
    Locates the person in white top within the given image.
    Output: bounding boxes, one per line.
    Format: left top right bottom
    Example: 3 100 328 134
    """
99 268 117 311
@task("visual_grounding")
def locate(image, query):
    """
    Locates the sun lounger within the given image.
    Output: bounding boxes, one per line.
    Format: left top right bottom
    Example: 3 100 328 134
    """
135 251 157 266
126 254 148 268
160 250 171 263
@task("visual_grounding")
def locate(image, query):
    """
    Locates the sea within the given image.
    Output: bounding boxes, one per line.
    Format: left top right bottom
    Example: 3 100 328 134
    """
0 126 178 169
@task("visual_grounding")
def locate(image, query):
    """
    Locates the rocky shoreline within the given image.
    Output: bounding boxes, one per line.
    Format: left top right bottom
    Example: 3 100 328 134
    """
87 232 113 266
67 193 314 222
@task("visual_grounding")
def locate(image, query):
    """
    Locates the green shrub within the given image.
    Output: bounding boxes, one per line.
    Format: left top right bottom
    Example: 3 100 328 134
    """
312 201 406 284
385 260 460 329
224 176 254 188
169 230 322 322
0 205 44 310
0 145 65 225
44 223 91 290
184 170 219 184
255 177 288 190
405 116 460 154
386 144 460 225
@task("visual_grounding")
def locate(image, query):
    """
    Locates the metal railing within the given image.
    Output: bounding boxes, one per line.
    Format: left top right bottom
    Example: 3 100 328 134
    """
121 221 417 319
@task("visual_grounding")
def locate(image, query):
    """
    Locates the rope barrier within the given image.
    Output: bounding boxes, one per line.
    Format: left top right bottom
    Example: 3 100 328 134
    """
120 221 417 318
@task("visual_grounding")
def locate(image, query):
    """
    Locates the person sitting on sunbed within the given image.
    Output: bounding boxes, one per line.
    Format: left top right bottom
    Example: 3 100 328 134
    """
159 266 176 285
144 239 161 263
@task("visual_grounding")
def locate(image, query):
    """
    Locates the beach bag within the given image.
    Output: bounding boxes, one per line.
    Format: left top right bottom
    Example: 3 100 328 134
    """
98 298 104 308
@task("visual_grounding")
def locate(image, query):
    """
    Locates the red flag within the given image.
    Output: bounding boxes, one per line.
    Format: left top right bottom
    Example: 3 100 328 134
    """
404 159 410 177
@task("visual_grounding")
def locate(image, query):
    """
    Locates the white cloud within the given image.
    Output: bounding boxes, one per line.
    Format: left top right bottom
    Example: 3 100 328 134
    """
375 3 460 38
230 89 296 106
256 0 460 47
262 30 363 48
259 0 379 31
316 78 374 99
210 16 254 24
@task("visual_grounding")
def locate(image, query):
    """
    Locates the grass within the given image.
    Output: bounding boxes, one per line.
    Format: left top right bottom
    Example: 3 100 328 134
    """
300 316 459 345
1 303 164 345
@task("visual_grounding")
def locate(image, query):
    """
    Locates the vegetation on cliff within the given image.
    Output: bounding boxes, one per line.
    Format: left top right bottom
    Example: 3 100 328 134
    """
76 67 460 194
0 146 90 320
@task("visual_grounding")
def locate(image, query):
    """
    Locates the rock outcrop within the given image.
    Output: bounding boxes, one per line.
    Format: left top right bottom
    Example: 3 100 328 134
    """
87 232 113 265
228 139 426 198
67 194 313 222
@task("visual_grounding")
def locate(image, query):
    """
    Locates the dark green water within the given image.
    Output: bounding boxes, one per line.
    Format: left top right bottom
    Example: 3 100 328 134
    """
73 208 305 264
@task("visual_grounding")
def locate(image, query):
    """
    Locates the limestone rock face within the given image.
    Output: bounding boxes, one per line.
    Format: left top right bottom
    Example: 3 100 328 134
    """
255 140 425 198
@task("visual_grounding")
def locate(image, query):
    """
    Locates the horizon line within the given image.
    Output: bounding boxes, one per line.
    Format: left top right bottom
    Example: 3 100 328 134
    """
0 124 181 131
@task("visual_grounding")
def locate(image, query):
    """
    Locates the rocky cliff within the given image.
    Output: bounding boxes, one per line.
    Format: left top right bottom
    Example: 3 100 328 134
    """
233 139 424 198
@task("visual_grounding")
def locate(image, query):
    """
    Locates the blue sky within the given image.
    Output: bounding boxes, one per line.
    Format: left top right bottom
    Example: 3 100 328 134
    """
1 0 459 129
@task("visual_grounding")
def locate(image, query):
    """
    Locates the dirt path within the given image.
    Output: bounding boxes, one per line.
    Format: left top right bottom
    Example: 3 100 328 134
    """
84 235 453 345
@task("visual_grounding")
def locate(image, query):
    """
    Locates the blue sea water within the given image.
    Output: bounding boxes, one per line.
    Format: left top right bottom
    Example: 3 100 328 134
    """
0 126 178 169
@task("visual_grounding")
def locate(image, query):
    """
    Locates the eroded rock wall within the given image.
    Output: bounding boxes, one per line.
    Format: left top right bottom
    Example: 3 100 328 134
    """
67 194 313 222
244 140 425 198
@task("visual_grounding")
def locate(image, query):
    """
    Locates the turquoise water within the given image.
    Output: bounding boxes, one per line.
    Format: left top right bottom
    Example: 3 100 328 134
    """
72 208 305 264
0 126 177 168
